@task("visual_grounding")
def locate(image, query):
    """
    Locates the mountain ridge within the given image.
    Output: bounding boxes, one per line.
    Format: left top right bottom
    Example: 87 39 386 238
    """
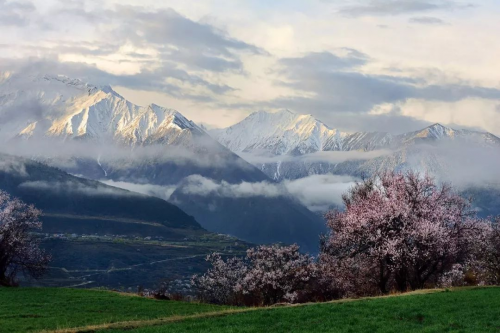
210 110 500 184
0 73 203 145
211 110 500 156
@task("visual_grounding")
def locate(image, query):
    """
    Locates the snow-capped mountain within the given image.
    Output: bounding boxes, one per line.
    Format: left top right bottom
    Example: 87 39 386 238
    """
211 110 349 155
0 73 267 183
0 73 203 146
394 123 500 147
211 110 500 181
212 110 499 156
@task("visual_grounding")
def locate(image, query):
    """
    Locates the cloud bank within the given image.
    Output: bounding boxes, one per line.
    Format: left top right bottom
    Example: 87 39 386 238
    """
176 174 357 212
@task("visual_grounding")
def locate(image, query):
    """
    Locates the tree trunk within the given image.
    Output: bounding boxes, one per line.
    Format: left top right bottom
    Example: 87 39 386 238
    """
395 269 409 292
378 260 389 294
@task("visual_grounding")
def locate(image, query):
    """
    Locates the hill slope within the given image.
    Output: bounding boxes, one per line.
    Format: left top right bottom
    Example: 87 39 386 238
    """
0 153 201 235
1 287 498 333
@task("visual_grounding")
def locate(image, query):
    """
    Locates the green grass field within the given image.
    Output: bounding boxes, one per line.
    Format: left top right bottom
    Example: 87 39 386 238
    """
1 287 499 333
0 288 229 333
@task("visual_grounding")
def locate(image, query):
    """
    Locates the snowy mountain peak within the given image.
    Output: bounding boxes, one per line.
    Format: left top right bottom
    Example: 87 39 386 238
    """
417 123 455 139
0 74 203 146
211 111 500 161
398 123 500 148
210 110 348 155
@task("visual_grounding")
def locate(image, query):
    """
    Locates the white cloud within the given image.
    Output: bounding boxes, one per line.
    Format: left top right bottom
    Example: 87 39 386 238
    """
283 174 355 212
18 180 130 197
177 174 357 212
179 175 282 198
238 150 392 165
101 180 177 201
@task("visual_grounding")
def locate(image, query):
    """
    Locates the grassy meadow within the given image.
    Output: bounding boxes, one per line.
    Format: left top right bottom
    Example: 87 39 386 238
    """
0 287 499 333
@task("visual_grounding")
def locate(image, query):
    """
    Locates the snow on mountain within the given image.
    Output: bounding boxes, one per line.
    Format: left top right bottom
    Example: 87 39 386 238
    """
0 73 273 185
210 109 404 156
0 73 202 146
212 111 500 157
211 110 500 181
211 109 348 155
396 123 500 147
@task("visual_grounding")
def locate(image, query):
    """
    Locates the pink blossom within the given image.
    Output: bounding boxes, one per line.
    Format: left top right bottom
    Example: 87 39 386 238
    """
321 171 488 294
0 191 51 286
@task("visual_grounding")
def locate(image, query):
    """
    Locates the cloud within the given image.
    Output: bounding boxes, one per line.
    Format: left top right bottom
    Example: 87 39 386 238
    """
1 1 498 135
279 49 369 72
101 180 177 201
409 16 447 24
417 141 500 188
109 7 267 72
0 3 268 102
0 137 246 171
18 180 132 197
0 99 45 124
51 5 266 71
338 0 473 17
177 174 357 212
0 0 35 27
268 50 500 132
276 51 500 109
179 175 282 198
283 174 355 212
0 155 28 176
238 150 392 164
0 58 234 99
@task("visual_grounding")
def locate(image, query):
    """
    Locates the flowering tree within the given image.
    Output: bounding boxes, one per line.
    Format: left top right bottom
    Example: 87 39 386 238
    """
487 220 500 284
192 244 317 305
322 172 485 294
240 244 317 305
0 191 50 287
473 219 500 285
191 253 248 304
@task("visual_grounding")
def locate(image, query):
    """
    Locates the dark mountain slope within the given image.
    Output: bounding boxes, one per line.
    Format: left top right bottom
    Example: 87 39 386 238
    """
0 153 201 238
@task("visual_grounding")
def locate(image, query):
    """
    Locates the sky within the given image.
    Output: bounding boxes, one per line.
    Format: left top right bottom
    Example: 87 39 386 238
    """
1 0 500 134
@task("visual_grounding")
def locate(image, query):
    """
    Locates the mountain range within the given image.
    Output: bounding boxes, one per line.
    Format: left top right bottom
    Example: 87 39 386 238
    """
211 109 500 183
0 74 325 253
